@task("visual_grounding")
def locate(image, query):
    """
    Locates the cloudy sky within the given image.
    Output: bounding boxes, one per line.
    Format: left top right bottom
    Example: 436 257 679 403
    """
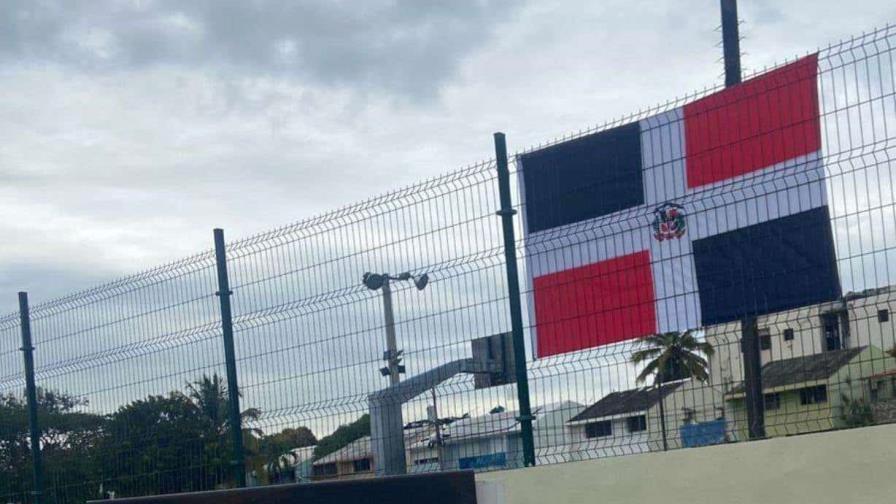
2 0 895 314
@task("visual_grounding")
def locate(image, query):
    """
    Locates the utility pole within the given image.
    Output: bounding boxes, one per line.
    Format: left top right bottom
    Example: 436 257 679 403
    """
721 0 742 86
363 272 428 386
430 388 445 471
720 0 765 440
381 279 401 386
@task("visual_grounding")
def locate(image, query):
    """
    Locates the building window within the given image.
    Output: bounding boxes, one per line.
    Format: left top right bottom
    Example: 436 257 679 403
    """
870 381 883 402
585 420 613 438
783 328 795 341
799 385 828 405
764 393 781 411
352 458 371 473
313 463 337 477
822 312 848 351
759 330 772 351
414 457 439 466
626 415 647 433
878 309 890 323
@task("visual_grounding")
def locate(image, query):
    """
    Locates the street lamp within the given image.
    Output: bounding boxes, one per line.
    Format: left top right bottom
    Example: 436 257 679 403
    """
363 271 429 386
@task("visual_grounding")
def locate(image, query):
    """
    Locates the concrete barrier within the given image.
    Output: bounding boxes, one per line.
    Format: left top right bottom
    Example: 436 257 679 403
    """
476 423 896 504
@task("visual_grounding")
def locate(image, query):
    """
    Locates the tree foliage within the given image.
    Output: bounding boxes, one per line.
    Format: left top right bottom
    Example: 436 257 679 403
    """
312 414 370 460
0 374 320 503
631 331 715 385
1 389 104 503
841 394 875 428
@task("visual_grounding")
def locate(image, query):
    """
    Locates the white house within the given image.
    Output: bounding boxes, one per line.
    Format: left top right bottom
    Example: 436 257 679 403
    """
568 382 679 458
426 401 584 471
311 425 435 481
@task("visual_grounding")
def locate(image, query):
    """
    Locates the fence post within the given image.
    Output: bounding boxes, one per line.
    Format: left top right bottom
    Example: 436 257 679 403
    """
720 0 765 439
18 292 43 504
213 229 246 488
741 316 766 439
493 132 536 467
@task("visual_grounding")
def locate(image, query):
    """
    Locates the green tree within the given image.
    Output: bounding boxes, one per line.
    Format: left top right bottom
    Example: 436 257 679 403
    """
249 427 317 484
98 391 219 498
0 392 32 500
1 390 104 504
186 374 264 481
313 414 370 460
631 331 715 451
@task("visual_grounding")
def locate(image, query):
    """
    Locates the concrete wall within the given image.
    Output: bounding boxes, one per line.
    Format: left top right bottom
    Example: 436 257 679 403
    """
476 423 896 504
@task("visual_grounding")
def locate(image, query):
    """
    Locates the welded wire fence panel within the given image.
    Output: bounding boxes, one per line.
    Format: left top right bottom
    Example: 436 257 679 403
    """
23 254 228 502
1 23 895 503
0 313 33 504
222 160 516 480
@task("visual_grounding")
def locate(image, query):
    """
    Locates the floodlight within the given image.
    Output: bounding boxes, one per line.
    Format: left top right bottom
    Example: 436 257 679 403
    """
413 273 429 291
363 272 386 291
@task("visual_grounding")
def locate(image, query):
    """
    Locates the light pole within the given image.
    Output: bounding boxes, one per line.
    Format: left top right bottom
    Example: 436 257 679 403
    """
362 271 429 386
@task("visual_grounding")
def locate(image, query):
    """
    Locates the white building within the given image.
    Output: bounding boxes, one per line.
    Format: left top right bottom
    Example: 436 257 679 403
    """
422 401 584 471
311 425 435 481
567 381 725 458
701 286 896 438
705 286 896 392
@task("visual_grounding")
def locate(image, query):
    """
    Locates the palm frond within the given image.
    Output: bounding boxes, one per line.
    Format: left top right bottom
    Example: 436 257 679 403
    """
635 359 660 384
630 330 715 384
631 347 663 364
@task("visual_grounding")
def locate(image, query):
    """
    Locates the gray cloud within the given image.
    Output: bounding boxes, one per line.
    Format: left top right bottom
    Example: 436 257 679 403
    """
0 0 522 100
3 0 896 437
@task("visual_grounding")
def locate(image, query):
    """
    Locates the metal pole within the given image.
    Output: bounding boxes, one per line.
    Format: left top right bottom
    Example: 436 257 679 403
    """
18 292 43 504
213 229 246 488
381 279 401 386
720 0 742 86
431 388 444 471
742 316 766 439
720 0 764 439
493 132 536 467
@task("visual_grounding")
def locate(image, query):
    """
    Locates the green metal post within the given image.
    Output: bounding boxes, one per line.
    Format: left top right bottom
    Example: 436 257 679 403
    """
18 292 44 504
493 132 536 467
213 229 246 488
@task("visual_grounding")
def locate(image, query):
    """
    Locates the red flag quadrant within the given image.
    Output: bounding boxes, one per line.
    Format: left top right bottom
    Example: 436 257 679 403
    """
533 251 657 358
684 54 821 188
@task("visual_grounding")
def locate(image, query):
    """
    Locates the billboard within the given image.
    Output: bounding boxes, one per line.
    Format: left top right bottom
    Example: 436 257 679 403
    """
520 54 841 358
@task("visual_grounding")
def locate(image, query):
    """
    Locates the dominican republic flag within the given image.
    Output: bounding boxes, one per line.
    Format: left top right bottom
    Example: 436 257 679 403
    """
520 54 841 358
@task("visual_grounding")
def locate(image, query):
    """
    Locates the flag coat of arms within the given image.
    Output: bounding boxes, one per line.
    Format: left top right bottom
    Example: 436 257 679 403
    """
519 54 841 358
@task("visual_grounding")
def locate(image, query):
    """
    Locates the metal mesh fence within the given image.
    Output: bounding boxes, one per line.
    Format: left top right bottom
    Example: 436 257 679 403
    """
1 312 32 504
1 23 896 503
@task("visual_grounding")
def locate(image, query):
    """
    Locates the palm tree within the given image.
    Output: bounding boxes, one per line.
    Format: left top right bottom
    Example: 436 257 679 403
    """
631 331 714 451
186 374 262 485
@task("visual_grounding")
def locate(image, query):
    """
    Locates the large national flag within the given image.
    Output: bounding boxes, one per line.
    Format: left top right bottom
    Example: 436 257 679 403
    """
520 54 841 358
